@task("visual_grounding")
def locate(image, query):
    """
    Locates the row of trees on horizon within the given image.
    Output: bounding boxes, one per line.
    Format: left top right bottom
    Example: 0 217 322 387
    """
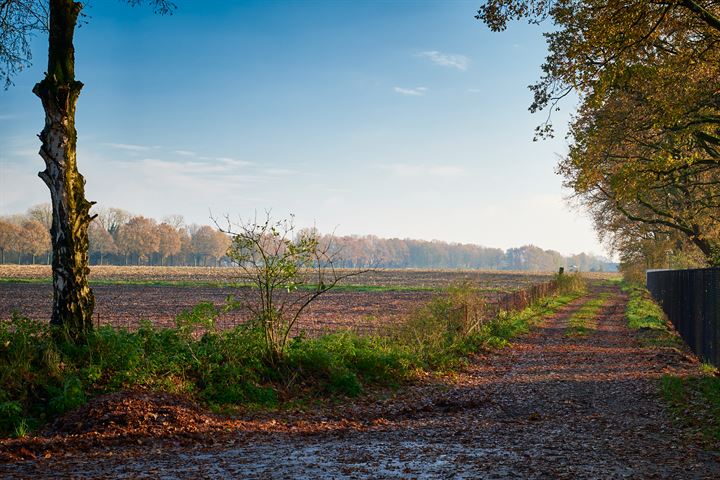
0 204 616 272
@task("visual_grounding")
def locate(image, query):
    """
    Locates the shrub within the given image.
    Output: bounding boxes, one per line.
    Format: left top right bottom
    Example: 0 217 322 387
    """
555 271 587 296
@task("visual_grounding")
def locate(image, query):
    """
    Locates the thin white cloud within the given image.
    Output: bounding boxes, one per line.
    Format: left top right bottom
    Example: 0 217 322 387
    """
417 51 469 71
394 86 427 96
379 163 465 178
174 150 196 156
216 157 254 167
101 142 150 151
467 88 482 94
0 114 20 121
108 158 266 189
262 168 295 176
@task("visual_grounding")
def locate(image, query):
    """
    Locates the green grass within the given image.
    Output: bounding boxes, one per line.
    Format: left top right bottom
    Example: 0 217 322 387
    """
0 283 583 438
622 282 720 448
623 282 684 348
565 293 610 336
661 373 720 446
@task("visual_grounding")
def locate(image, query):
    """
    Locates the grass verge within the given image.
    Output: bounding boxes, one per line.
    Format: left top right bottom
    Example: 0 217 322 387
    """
623 282 720 448
0 283 582 438
660 371 720 447
565 293 610 337
623 282 684 348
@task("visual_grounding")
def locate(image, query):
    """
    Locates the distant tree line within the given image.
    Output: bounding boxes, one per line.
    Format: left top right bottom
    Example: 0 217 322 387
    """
326 235 614 272
1 205 230 267
0 204 615 271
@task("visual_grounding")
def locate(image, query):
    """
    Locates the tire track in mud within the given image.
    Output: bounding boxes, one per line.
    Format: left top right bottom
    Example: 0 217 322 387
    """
3 283 720 478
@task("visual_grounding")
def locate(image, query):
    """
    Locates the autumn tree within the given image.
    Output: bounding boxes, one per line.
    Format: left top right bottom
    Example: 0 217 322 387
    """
19 219 51 264
190 225 228 266
1 0 174 340
27 203 53 231
88 221 117 265
95 207 132 237
0 220 22 264
178 228 192 266
558 57 720 264
156 223 181 266
476 0 720 265
115 216 160 265
212 231 232 266
161 214 185 230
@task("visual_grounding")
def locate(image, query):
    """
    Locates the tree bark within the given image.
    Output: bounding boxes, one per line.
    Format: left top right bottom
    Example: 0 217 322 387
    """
691 236 720 266
33 0 94 341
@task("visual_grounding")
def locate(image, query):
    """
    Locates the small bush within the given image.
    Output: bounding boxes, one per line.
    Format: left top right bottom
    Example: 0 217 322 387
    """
286 333 410 396
0 401 24 437
555 272 587 296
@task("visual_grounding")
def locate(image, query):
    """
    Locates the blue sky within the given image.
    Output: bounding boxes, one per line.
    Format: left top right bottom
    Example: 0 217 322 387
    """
0 0 605 256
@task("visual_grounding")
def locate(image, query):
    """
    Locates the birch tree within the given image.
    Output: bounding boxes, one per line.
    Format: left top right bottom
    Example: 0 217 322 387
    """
1 0 174 340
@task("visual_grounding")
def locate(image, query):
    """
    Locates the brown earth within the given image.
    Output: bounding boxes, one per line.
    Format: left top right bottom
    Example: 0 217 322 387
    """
0 283 435 335
1 282 718 478
0 267 572 335
0 265 573 288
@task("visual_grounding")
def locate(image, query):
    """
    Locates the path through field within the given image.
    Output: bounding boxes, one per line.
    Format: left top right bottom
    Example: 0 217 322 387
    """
3 283 719 478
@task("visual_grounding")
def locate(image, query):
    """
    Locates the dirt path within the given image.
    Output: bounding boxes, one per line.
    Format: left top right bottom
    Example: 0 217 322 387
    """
3 283 719 478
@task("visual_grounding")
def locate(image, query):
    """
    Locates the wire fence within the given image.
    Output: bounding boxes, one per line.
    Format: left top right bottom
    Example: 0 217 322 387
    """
647 267 720 367
489 280 558 317
447 279 559 336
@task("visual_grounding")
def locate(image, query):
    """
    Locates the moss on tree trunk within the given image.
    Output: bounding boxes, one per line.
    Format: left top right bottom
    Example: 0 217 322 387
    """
33 0 94 341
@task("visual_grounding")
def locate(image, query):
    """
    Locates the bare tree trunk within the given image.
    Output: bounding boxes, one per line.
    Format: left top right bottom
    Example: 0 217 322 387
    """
33 0 94 341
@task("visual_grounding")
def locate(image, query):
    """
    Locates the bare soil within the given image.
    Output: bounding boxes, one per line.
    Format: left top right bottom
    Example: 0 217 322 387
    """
1 283 718 478
0 265 572 288
0 283 434 335
0 267 571 335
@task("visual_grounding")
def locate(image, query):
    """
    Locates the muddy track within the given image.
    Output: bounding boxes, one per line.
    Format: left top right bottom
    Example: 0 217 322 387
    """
3 283 719 478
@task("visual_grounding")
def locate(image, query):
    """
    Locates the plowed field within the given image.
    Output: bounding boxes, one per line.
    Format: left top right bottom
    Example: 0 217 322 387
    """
0 283 435 336
0 266 618 336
